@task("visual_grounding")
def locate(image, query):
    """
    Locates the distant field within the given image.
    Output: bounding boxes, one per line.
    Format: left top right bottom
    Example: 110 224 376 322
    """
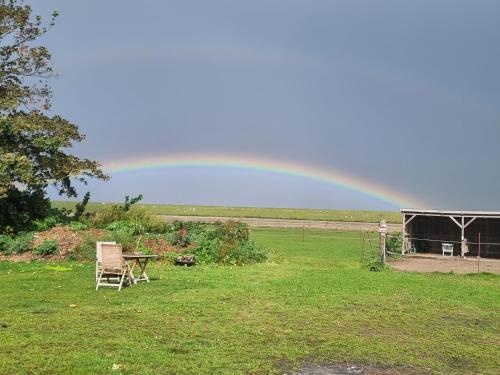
51 201 402 223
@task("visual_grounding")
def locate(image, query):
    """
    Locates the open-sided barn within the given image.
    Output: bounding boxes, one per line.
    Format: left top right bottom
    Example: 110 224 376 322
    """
401 209 500 259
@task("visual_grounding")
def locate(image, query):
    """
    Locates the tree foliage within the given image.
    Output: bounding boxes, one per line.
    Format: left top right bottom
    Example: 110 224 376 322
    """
0 1 108 231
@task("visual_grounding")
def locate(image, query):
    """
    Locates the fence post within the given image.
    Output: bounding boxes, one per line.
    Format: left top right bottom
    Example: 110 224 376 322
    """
379 219 387 264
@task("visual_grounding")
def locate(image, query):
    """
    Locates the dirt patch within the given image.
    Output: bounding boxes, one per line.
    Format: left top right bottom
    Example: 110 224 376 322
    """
291 363 424 375
33 226 81 256
141 238 193 255
389 256 500 274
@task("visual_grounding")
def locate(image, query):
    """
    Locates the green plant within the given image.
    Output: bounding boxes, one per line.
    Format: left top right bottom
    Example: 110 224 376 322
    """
0 2 107 233
221 241 268 265
123 194 143 212
213 220 249 243
386 232 403 255
0 189 51 233
104 230 136 252
361 253 387 272
68 221 88 231
137 245 154 255
106 220 135 234
192 237 222 263
0 234 12 253
10 232 34 254
74 192 91 220
33 239 58 256
34 216 60 231
0 233 34 255
170 226 191 247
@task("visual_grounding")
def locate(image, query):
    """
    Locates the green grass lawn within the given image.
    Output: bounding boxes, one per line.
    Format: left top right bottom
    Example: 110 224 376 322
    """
52 201 402 223
1 228 499 374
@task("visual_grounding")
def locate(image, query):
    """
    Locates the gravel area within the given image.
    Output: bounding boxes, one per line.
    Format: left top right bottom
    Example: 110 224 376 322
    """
160 215 400 232
389 255 500 274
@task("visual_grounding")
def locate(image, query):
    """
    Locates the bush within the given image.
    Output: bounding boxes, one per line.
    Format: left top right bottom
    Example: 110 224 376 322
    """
93 205 167 234
0 189 50 233
69 237 95 261
0 232 35 255
33 239 59 256
222 241 268 265
192 237 222 264
169 226 191 247
213 220 249 243
89 195 148 229
34 216 60 231
104 230 136 252
68 221 88 231
185 221 269 265
386 232 403 255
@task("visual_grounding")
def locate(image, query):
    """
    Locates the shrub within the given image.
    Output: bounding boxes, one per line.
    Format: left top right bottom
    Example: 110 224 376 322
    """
90 195 147 228
170 227 191 247
213 221 249 243
0 235 12 254
188 221 269 265
192 237 222 264
68 221 88 231
74 192 91 220
386 232 403 255
222 241 268 265
33 239 59 256
0 189 50 233
106 220 135 234
11 233 34 254
104 230 136 252
69 237 95 261
34 216 60 231
91 206 122 228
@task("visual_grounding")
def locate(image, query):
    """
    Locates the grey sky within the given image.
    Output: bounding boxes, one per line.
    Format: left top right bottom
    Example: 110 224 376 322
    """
36 0 500 210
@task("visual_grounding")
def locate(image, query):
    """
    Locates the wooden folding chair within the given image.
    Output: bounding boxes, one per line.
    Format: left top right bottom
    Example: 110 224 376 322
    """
96 241 116 282
96 244 131 291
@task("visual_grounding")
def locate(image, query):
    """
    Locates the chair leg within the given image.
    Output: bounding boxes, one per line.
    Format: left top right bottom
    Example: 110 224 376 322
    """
96 270 104 291
118 272 127 291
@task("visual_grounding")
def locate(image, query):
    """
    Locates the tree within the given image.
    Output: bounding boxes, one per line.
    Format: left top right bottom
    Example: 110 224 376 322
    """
0 1 108 232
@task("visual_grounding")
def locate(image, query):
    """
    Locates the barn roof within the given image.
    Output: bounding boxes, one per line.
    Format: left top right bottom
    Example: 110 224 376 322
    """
401 209 500 218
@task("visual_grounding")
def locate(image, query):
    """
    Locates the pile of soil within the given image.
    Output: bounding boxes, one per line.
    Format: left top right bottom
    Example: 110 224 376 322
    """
141 238 194 255
33 226 81 256
1 226 192 262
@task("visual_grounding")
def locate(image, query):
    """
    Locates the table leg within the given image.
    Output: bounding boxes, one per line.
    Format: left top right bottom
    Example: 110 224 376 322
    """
128 260 138 285
137 259 150 282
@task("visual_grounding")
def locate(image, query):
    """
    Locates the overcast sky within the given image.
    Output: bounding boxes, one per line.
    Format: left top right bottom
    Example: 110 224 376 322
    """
36 0 500 211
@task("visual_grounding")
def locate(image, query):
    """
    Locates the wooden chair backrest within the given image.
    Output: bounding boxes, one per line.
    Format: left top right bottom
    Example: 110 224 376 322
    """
100 244 123 270
96 241 116 262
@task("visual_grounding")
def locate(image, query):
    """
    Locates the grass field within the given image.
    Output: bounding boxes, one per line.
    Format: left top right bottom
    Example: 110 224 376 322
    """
1 228 499 374
52 201 402 223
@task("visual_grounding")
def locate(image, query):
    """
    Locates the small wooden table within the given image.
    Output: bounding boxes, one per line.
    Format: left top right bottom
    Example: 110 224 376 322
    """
122 254 158 284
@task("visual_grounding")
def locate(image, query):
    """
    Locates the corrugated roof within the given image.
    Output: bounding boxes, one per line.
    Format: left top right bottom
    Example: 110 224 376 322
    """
401 209 500 217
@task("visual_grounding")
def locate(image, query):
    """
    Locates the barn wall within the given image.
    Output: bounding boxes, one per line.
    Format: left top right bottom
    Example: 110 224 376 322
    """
464 218 500 258
407 216 500 258
408 216 461 255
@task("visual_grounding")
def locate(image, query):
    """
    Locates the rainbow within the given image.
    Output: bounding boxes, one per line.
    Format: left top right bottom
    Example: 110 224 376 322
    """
102 153 423 208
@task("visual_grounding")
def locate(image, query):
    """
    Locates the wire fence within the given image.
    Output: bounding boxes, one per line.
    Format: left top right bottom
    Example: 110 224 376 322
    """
254 227 500 265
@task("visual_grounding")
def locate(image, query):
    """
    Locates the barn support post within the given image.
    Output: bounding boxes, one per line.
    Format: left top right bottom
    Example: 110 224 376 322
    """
461 216 465 257
402 214 416 255
402 214 406 254
449 216 465 257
